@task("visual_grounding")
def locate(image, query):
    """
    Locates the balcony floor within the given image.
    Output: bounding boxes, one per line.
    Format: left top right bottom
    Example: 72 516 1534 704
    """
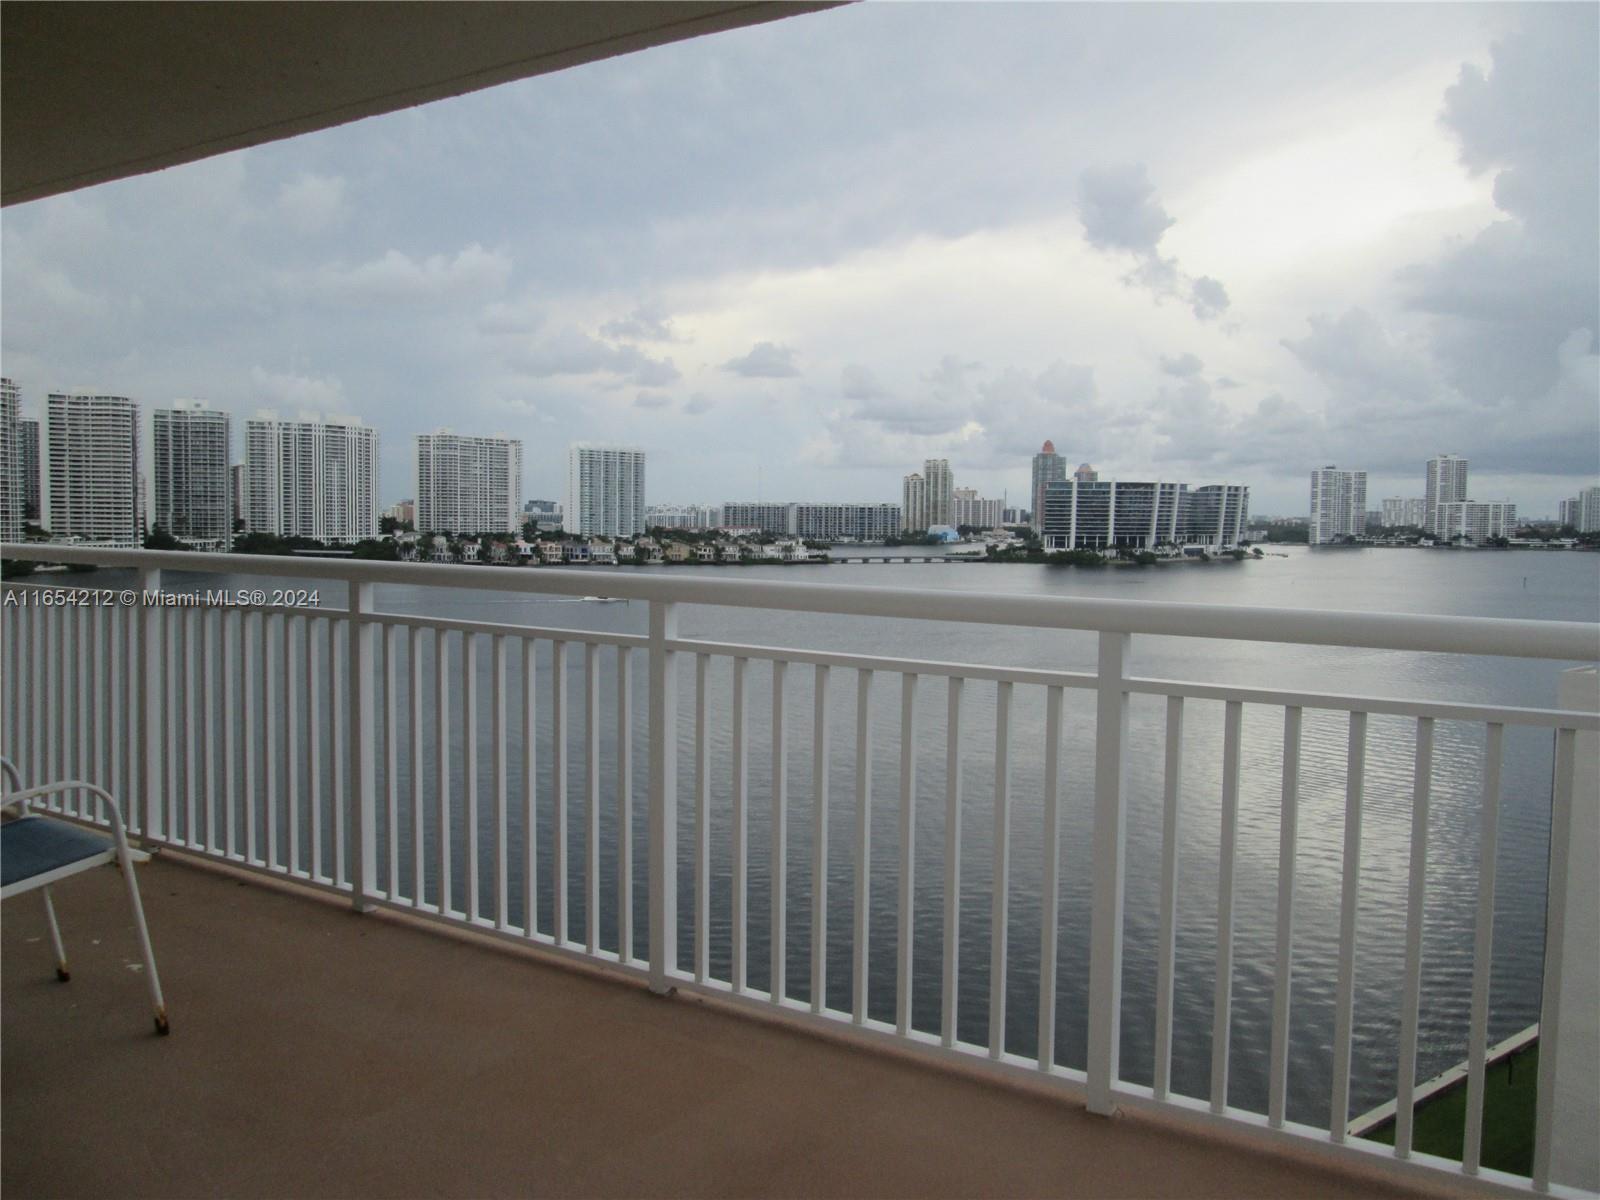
4 852 1440 1199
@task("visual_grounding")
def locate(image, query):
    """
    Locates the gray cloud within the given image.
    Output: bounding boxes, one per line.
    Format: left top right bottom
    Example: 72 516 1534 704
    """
722 341 800 378
1079 163 1231 322
1079 164 1175 254
1160 353 1204 378
510 329 680 388
1402 6 1598 411
633 391 672 409
602 304 678 343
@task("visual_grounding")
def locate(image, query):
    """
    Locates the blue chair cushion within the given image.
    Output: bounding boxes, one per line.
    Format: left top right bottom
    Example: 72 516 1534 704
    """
2 817 114 888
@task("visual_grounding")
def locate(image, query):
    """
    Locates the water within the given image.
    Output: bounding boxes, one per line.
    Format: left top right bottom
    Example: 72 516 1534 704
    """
75 546 1598 1127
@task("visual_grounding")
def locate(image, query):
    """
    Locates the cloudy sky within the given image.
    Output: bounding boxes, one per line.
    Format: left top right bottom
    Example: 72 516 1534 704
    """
3 2 1596 516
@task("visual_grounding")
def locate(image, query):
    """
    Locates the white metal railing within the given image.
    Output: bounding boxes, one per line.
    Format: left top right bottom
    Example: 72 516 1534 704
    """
2 543 1596 1198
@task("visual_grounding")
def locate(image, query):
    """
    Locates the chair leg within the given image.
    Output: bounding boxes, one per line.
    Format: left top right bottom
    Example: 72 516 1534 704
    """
41 887 70 981
114 848 169 1035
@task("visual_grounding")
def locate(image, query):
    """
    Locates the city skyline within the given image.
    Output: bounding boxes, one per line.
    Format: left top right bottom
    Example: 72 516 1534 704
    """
2 6 1594 518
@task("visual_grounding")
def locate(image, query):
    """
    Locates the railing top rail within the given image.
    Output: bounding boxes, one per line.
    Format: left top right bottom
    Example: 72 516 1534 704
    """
5 542 1597 661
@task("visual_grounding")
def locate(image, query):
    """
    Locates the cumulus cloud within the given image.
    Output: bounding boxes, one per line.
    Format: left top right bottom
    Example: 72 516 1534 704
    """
248 366 348 413
1078 163 1231 322
510 329 680 388
721 341 800 378
1402 6 1598 411
1079 164 1175 254
602 304 678 343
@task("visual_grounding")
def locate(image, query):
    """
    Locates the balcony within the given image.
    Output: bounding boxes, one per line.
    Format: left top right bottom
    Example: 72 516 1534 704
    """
2 544 1597 1198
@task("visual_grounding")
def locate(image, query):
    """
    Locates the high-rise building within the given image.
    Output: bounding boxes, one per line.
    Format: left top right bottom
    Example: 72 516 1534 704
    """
1041 480 1185 550
794 503 902 542
565 444 645 536
1559 485 1600 533
721 502 795 535
1309 466 1367 545
44 392 142 547
415 430 523 535
1381 497 1428 528
245 413 378 544
1074 462 1099 483
153 400 233 550
1435 501 1516 544
231 463 245 531
0 378 20 543
923 459 953 528
644 503 720 530
1030 441 1065 532
384 500 416 526
1180 484 1250 547
951 487 1003 530
18 418 40 521
1424 454 1469 534
901 472 926 532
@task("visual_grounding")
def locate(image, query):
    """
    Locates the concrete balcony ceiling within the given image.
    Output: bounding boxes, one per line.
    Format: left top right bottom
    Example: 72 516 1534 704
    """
1 1 837 207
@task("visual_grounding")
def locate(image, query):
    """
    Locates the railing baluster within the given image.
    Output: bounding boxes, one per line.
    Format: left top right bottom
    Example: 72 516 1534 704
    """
263 612 278 869
551 640 567 944
33 600 46 800
896 672 917 1038
184 611 200 844
167 609 182 832
811 663 831 1015
125 601 139 833
584 642 600 954
1532 726 1578 1191
305 617 322 880
1330 711 1366 1141
492 634 508 930
1153 696 1185 1096
348 583 377 907
616 645 633 962
435 628 451 915
941 675 964 1048
645 600 679 994
732 656 749 992
1269 706 1302 1128
853 668 874 1026
464 633 480 924
385 625 401 901
47 602 59 809
694 653 710 983
1211 698 1243 1115
1394 716 1434 1158
285 615 300 874
1088 632 1131 1115
109 603 122 821
78 605 90 815
1463 721 1503 1174
411 627 425 908
989 679 1012 1060
95 604 107 819
202 610 218 851
224 610 238 859
1039 685 1064 1072
521 638 537 935
771 658 788 1004
244 611 260 864
331 618 346 888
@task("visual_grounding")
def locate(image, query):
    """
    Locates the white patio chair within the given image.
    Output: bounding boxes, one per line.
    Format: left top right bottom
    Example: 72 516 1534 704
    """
0 757 169 1035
